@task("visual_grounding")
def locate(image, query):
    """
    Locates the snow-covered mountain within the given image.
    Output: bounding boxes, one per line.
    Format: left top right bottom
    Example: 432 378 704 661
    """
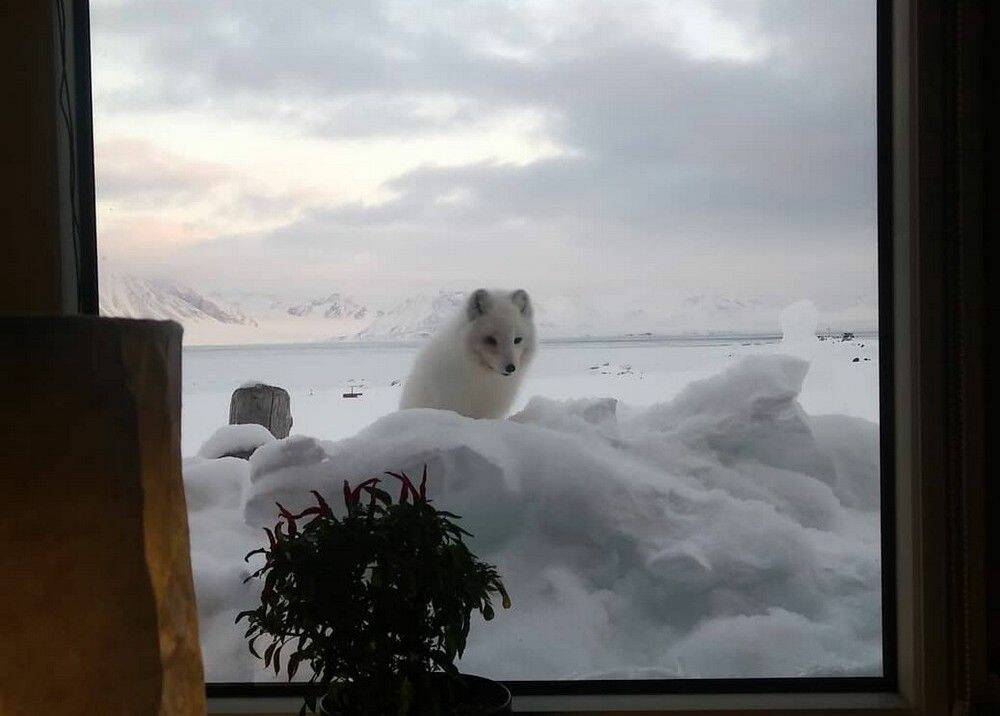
99 275 877 346
279 292 379 343
100 274 257 328
286 293 372 321
99 275 381 344
355 291 465 341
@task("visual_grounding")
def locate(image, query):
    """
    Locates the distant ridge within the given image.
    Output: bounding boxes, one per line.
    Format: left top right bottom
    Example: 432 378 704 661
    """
97 274 877 345
354 290 465 341
99 273 257 327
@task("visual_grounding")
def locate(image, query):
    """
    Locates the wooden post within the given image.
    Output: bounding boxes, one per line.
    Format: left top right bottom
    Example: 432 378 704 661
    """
229 383 292 439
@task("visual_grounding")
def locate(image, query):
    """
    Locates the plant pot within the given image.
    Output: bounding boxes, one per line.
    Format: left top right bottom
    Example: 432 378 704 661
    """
445 673 512 715
320 672 512 715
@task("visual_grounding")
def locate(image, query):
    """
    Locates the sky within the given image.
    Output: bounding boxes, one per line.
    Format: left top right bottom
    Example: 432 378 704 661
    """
90 0 878 324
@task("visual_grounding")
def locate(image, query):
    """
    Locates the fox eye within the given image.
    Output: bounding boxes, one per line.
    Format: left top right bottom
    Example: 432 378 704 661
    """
484 336 498 346
514 337 523 344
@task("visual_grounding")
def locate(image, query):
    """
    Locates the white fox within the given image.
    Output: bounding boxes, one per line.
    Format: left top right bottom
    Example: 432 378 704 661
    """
399 289 537 419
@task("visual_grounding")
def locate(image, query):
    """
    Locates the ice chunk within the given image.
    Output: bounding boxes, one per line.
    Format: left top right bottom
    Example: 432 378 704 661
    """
781 300 819 343
632 356 836 483
810 415 880 511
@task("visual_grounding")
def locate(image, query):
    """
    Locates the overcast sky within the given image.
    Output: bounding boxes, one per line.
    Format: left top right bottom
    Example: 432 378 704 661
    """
91 0 877 320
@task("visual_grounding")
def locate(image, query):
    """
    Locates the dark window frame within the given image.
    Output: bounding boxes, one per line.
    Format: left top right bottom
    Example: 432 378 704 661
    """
66 0 99 315
72 0 898 701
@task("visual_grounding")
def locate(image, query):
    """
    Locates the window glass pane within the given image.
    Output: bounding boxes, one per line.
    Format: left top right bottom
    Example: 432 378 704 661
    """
91 0 882 683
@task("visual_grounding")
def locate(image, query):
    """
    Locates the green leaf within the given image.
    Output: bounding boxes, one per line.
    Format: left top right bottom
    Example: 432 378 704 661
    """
288 652 302 680
234 609 255 625
238 468 509 712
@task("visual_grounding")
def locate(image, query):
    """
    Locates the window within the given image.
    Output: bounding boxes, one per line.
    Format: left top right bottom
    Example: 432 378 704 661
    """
89 0 893 703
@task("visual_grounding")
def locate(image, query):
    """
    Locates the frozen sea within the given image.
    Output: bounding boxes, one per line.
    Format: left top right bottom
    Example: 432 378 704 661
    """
182 334 880 456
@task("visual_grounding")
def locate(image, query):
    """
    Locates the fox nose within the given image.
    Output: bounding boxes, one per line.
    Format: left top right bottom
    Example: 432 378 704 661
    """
504 363 516 374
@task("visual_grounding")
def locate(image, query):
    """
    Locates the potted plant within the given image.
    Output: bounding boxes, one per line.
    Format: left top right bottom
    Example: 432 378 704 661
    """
237 468 512 715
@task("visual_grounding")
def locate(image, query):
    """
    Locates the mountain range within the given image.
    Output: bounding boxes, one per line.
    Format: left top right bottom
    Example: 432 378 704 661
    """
98 273 468 344
100 274 257 327
97 273 876 346
286 293 372 321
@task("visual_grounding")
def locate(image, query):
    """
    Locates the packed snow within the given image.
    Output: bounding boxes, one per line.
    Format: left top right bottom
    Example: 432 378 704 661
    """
197 424 275 460
183 322 883 682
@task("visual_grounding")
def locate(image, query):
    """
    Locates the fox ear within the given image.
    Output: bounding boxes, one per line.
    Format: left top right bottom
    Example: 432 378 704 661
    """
467 288 491 320
511 289 532 317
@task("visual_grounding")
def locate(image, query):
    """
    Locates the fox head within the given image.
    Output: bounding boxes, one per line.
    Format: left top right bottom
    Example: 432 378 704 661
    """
465 288 536 376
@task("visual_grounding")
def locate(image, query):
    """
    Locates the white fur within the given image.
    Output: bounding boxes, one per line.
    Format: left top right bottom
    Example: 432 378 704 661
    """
399 289 537 419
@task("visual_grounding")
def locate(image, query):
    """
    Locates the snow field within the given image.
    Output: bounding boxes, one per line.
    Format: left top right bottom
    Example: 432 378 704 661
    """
184 336 882 681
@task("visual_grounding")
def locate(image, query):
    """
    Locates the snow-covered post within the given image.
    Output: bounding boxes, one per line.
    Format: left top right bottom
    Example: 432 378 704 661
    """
229 382 292 439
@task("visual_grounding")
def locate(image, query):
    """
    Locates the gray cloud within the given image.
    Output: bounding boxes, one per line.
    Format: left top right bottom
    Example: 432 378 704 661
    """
91 0 878 314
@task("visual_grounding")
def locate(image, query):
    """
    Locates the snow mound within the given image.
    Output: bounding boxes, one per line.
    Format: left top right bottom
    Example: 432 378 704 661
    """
183 455 259 681
781 300 819 342
185 355 882 681
809 415 880 510
780 300 820 360
197 423 275 460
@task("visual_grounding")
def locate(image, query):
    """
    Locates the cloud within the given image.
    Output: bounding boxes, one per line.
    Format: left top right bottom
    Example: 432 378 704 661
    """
96 139 236 207
90 0 878 318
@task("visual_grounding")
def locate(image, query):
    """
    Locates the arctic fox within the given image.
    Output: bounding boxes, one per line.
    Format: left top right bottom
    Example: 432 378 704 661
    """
399 288 537 419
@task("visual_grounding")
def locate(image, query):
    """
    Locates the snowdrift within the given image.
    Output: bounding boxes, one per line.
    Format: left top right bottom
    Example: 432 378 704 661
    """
185 354 881 681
